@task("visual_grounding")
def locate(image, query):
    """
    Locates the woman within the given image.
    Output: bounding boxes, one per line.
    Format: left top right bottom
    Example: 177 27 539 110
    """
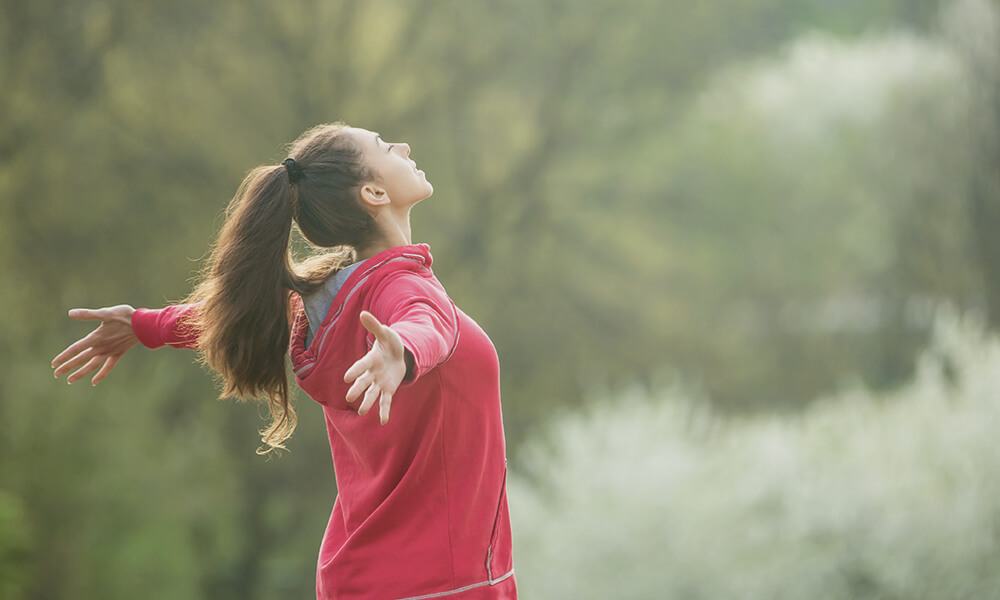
50 123 517 599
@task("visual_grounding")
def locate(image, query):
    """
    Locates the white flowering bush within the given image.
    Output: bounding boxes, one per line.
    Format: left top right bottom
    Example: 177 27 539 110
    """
509 308 1000 599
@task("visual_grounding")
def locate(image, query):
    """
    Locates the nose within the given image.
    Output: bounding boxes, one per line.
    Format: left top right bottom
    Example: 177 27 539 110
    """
399 143 410 157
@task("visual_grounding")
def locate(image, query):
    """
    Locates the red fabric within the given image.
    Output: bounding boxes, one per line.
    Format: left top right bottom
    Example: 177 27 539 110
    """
132 304 201 349
134 244 516 600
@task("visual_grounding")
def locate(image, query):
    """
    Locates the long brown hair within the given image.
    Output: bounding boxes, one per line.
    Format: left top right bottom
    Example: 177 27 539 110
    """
185 122 377 454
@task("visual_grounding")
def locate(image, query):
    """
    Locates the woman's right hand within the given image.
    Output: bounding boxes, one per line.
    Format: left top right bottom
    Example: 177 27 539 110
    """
344 311 410 425
52 305 139 386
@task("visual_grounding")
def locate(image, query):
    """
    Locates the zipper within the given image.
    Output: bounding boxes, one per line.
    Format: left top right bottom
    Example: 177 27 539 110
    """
484 463 508 584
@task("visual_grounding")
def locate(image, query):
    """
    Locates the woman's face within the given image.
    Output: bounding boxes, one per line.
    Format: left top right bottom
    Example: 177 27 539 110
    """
348 126 433 208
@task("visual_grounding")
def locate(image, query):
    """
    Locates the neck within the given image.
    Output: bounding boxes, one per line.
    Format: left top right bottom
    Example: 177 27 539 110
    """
356 207 413 261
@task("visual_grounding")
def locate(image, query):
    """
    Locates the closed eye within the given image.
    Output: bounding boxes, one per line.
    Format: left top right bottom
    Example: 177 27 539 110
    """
375 133 394 153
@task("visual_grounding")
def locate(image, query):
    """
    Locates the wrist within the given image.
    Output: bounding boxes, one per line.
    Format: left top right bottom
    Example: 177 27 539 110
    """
112 305 136 331
403 349 416 382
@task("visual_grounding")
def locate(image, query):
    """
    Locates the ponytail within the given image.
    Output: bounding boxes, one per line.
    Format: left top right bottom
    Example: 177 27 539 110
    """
185 122 375 454
186 165 301 454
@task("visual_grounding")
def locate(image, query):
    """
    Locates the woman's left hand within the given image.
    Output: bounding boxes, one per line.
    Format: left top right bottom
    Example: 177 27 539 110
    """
52 305 139 385
344 311 410 424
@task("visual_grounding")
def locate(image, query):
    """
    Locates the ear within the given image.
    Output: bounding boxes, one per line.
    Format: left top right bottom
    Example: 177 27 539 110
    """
359 182 391 208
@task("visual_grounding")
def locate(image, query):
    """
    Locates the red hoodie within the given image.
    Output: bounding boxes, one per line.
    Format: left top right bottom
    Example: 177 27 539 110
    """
132 244 516 600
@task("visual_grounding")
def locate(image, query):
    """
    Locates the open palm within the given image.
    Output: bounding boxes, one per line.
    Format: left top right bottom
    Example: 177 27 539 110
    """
51 305 139 385
344 311 409 424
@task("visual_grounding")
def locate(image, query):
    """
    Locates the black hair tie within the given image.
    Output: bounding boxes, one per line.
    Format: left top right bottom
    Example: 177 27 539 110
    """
282 157 304 184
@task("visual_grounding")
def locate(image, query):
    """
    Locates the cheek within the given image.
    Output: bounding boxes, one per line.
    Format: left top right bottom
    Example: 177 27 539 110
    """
396 163 418 183
385 166 417 195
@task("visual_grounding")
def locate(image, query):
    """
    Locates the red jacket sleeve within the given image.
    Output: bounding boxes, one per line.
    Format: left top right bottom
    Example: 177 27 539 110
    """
368 271 458 383
131 303 202 350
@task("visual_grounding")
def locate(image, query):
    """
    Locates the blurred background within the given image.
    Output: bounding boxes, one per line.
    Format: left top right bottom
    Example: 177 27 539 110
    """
2 0 999 597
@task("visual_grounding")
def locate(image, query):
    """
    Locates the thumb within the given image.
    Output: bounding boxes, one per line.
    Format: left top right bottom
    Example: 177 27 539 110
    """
68 308 106 321
359 311 385 336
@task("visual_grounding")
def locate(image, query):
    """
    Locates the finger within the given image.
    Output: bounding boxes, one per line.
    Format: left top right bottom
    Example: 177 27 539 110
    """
344 354 374 383
358 384 379 416
54 347 97 379
67 355 104 384
91 355 120 386
363 314 403 354
345 372 373 403
362 311 399 347
68 308 109 322
359 311 385 336
379 391 393 425
52 331 100 368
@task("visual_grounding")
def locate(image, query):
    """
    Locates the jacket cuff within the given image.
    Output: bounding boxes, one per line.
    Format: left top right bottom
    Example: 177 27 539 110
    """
132 308 166 349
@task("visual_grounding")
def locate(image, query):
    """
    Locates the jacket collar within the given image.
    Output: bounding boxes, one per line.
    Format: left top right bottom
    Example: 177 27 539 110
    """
362 243 433 269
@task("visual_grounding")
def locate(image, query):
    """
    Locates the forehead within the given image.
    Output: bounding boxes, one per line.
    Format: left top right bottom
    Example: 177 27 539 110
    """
346 126 379 148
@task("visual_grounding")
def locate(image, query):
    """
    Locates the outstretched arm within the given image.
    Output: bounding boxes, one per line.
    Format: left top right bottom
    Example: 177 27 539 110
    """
52 303 202 386
51 305 140 385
